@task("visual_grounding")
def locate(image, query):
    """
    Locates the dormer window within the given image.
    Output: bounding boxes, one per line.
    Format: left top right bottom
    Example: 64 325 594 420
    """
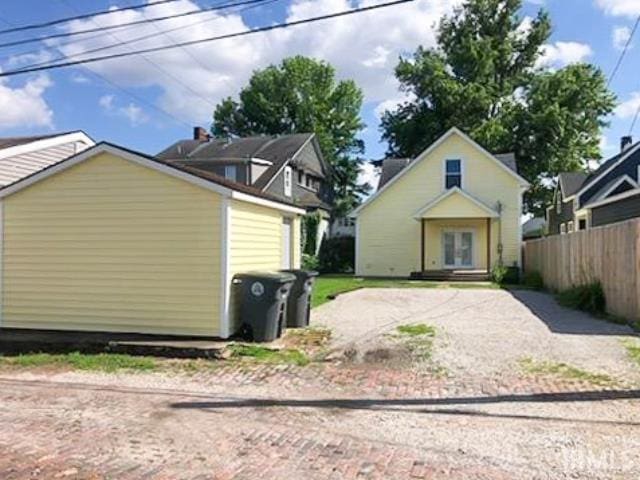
224 165 237 182
445 159 462 189
284 166 292 197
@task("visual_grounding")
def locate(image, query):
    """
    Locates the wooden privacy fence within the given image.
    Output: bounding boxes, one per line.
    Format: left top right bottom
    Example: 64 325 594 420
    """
523 218 640 321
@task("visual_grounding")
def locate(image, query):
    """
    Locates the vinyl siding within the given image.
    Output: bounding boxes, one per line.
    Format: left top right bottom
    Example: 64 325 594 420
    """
0 140 92 187
357 133 522 277
227 200 300 333
2 152 223 336
591 192 640 227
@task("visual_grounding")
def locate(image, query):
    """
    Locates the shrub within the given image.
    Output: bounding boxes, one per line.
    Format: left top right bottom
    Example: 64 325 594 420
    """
302 254 319 270
522 270 544 290
556 282 606 315
318 236 355 273
490 264 508 284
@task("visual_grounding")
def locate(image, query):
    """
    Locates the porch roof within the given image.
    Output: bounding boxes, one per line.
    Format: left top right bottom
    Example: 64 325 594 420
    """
412 187 500 219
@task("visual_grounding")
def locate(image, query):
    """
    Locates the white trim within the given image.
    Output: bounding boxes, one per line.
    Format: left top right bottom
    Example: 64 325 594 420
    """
230 191 305 215
567 220 574 233
219 197 231 339
351 127 530 217
250 157 273 166
412 187 500 219
581 187 640 209
595 174 637 201
283 165 293 197
0 131 95 161
575 141 640 199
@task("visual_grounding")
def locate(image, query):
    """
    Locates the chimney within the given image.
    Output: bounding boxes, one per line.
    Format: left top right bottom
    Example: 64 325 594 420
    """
193 126 210 142
621 135 633 152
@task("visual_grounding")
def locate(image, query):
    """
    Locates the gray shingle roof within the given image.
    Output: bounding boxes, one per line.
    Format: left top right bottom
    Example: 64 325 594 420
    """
558 172 588 197
376 152 519 191
0 132 75 150
157 133 317 189
377 158 412 189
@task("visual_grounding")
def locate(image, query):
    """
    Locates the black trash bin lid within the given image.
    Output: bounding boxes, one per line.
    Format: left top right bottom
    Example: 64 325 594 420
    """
235 271 296 283
281 269 319 279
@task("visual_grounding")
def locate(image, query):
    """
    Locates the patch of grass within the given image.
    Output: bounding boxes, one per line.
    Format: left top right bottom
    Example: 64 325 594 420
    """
556 282 606 315
0 352 157 372
622 339 640 367
392 323 437 361
396 323 436 337
227 344 309 366
312 275 497 308
633 321 640 333
283 327 332 349
519 357 616 387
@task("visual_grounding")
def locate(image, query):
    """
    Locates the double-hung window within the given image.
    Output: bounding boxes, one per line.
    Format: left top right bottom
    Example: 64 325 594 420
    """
224 165 237 182
445 159 462 189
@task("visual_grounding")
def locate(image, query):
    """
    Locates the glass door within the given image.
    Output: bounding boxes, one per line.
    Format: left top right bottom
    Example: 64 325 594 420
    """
443 231 474 269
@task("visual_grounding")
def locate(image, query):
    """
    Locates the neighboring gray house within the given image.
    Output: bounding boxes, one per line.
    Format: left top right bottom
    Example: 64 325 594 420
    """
547 136 640 235
522 217 546 240
0 131 94 187
158 128 333 251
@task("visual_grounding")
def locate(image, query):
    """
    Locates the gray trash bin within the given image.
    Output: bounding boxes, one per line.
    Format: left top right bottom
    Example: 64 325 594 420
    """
233 271 296 342
281 269 319 328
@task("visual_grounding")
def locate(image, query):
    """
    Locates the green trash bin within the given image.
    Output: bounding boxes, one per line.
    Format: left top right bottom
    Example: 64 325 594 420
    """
281 269 319 328
233 271 296 342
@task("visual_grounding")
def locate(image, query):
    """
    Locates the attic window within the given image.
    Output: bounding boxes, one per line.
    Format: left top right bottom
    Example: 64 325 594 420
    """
224 165 237 182
284 166 292 197
445 159 461 189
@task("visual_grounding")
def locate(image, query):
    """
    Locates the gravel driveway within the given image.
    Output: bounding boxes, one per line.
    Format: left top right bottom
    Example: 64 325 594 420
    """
312 288 640 383
1 288 639 479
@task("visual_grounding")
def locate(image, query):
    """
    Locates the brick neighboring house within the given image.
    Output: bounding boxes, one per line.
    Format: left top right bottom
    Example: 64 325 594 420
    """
547 136 640 235
158 127 334 253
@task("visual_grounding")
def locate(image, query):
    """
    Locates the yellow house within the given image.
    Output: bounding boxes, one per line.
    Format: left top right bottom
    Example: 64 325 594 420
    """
352 128 529 278
0 143 304 338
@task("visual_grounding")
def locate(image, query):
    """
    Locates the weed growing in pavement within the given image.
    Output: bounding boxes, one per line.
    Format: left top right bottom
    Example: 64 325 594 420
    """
518 357 616 387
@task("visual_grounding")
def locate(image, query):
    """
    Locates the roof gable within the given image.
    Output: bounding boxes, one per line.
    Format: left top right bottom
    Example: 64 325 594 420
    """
413 187 499 219
352 127 529 216
0 143 305 214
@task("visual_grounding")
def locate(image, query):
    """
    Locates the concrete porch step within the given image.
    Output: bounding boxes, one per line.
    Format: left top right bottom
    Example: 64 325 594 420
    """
410 270 491 282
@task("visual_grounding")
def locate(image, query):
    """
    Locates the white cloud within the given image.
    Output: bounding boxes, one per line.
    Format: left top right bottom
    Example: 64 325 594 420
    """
70 73 91 84
0 75 54 130
537 42 593 68
373 93 414 119
614 91 640 118
612 26 632 50
358 161 379 191
99 94 148 126
595 0 640 17
51 0 462 125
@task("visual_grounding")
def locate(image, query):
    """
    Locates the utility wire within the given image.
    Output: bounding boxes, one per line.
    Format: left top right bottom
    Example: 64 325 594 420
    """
8 0 260 70
20 0 276 71
0 0 182 36
0 14 193 129
58 0 217 109
0 0 270 50
1 0 415 78
607 14 640 88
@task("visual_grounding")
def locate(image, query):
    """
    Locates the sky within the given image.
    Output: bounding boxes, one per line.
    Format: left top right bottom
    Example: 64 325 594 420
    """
0 0 639 188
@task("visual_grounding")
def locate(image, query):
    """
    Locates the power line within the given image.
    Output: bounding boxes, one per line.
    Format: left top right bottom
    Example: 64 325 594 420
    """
1 0 415 78
607 14 640 88
0 14 193 129
0 0 182 36
19 0 276 72
58 0 218 109
0 0 271 50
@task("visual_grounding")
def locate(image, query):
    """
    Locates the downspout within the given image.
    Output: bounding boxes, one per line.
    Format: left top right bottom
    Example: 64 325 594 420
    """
496 201 503 265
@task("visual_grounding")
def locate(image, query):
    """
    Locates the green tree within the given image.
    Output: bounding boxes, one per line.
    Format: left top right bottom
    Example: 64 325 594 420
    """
381 0 615 215
212 56 369 216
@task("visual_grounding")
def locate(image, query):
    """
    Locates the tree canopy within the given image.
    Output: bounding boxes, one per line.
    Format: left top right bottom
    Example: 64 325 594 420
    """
212 56 368 217
381 0 616 215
